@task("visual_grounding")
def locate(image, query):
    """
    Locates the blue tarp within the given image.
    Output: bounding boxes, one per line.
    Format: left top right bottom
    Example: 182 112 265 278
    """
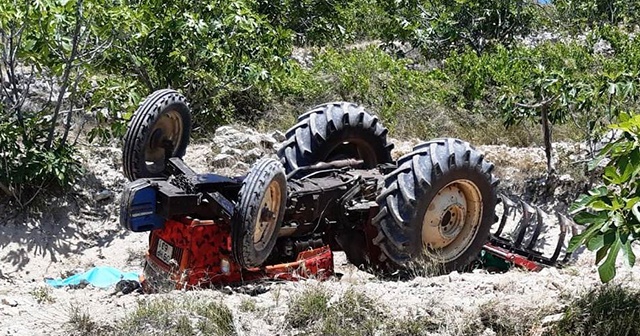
45 266 139 288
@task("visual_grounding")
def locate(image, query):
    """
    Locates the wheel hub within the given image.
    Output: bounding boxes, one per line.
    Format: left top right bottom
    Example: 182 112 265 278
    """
145 110 184 173
439 204 465 239
421 180 483 262
253 180 282 252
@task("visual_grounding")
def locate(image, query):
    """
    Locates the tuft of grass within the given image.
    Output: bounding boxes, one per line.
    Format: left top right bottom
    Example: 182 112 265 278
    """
552 285 640 336
286 287 330 329
68 305 97 336
286 287 386 336
116 297 235 336
239 297 257 313
477 300 549 336
403 249 447 278
30 286 55 304
319 289 384 336
384 315 439 336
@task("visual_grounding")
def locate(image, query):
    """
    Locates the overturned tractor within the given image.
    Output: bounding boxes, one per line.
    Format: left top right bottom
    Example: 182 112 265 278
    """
119 89 574 291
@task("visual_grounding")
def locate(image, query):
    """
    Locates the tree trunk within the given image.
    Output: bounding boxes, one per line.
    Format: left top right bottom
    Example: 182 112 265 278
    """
541 105 554 176
45 0 83 150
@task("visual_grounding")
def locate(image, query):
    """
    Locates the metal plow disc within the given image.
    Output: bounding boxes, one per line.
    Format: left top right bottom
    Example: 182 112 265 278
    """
482 193 581 271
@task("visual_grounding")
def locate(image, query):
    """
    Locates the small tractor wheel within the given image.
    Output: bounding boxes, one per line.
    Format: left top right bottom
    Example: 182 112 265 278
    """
122 89 191 181
372 138 499 273
277 102 394 176
232 158 287 269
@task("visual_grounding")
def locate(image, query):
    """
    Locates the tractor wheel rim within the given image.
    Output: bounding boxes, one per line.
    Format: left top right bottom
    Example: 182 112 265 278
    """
253 179 282 251
421 180 483 263
145 109 183 173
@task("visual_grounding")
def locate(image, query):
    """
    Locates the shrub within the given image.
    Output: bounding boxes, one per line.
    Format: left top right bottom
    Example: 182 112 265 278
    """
255 0 389 46
273 46 461 139
0 0 91 207
552 0 640 29
381 0 539 59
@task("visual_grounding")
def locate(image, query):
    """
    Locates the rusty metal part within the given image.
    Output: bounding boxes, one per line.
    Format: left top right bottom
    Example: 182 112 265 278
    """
486 193 579 270
286 159 364 179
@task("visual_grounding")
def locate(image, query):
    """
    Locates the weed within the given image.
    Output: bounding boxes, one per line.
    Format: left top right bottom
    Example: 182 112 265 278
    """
239 297 257 313
272 284 283 307
286 287 386 336
385 315 439 336
68 305 97 336
403 249 447 278
30 286 55 304
116 297 235 336
477 300 552 336
319 289 384 336
551 285 640 336
286 287 330 329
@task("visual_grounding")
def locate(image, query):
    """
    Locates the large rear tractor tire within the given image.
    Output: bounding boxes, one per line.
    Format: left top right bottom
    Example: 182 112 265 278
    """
372 138 499 273
277 102 394 266
232 158 287 269
122 89 191 181
277 102 394 176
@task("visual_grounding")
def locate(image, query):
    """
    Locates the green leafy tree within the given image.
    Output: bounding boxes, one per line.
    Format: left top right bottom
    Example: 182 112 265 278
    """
569 113 640 282
553 0 640 29
382 0 538 58
254 0 388 45
0 0 115 206
90 0 293 137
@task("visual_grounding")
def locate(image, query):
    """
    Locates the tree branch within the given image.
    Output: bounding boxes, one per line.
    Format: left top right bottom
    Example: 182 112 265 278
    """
514 94 561 109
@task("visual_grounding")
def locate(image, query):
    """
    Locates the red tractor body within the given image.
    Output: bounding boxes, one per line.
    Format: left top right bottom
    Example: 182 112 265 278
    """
142 217 334 291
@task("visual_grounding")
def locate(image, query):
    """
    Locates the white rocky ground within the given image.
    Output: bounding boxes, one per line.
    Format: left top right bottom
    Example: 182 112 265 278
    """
0 126 639 336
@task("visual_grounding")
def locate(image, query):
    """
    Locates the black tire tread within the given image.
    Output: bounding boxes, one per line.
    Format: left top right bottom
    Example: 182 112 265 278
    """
277 102 394 172
232 158 287 269
122 89 191 181
372 138 499 272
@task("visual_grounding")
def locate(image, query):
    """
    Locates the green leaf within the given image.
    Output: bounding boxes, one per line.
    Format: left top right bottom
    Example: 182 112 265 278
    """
568 223 603 252
595 242 612 265
632 203 640 223
573 211 607 225
598 238 621 283
569 193 596 214
587 230 616 251
590 200 613 211
622 239 636 267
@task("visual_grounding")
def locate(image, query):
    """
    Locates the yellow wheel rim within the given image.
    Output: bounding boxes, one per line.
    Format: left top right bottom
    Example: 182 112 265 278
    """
145 110 184 173
253 179 283 251
421 180 483 262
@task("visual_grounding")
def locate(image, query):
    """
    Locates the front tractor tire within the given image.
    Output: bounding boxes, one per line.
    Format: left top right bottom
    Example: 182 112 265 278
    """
122 89 192 181
277 102 394 176
372 139 499 273
232 158 287 269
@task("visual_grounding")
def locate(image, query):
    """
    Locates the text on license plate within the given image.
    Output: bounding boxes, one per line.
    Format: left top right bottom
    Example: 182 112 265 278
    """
156 239 174 265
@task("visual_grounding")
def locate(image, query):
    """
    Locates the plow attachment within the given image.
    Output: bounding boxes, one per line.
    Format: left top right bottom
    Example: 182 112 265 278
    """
481 193 580 271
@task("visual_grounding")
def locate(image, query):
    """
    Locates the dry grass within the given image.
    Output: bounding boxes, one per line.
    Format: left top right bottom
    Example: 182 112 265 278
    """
476 300 552 336
239 297 258 313
68 305 101 336
285 285 497 336
551 285 640 336
115 296 235 336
